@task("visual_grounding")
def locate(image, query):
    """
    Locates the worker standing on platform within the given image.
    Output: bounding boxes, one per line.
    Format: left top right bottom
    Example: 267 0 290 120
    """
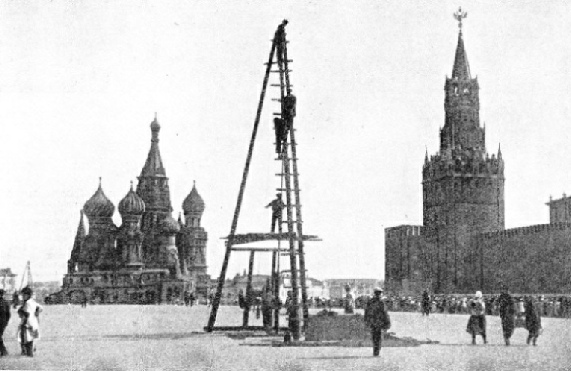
265 194 285 232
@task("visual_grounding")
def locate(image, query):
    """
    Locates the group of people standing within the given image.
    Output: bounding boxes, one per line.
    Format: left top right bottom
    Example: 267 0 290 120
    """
496 286 542 346
460 287 542 346
0 287 43 357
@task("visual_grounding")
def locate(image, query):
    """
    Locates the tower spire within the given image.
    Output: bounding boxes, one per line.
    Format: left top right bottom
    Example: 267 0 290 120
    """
452 7 471 80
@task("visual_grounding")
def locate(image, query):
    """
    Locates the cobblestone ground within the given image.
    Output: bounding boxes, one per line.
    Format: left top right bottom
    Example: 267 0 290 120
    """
0 305 569 370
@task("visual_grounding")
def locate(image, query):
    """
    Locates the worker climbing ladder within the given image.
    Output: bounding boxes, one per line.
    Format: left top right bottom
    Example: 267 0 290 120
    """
206 20 318 340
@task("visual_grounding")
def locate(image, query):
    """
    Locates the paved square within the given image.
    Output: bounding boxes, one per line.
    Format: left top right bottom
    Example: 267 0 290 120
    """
0 305 569 370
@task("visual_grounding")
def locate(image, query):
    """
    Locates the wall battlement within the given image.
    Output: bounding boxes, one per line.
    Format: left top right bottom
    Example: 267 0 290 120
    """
479 222 571 240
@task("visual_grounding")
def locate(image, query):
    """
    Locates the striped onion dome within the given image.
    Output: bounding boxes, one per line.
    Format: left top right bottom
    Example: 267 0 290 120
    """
83 179 115 218
118 182 145 216
182 182 205 214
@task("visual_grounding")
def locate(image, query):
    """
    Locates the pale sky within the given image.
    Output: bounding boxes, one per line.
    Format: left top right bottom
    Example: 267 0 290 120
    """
1 1 571 283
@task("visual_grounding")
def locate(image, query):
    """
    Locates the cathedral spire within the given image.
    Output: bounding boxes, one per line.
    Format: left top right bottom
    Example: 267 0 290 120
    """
141 114 166 177
452 7 471 80
76 210 86 240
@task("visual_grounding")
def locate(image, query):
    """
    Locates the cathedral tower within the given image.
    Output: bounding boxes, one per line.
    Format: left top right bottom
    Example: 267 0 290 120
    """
422 12 505 292
179 182 208 293
136 114 174 267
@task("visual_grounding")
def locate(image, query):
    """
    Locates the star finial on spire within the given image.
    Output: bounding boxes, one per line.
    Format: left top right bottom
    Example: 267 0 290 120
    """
98 177 102 189
130 180 134 190
453 7 467 31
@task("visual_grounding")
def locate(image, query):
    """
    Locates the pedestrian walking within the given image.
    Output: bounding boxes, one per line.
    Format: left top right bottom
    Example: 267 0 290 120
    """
498 285 515 346
466 291 487 345
364 287 391 357
525 295 542 346
0 289 10 356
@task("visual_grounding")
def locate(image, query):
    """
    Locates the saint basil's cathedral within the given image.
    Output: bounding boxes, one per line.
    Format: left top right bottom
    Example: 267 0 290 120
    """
55 116 209 304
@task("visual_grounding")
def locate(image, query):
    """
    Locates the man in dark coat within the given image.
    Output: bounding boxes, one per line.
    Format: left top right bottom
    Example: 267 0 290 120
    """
421 290 431 316
364 287 391 356
498 285 515 346
0 289 10 356
525 295 542 346
273 118 288 155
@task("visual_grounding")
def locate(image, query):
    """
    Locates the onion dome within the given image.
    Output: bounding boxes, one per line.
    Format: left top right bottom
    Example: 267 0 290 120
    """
118 181 146 215
182 181 205 214
161 215 180 234
83 178 115 218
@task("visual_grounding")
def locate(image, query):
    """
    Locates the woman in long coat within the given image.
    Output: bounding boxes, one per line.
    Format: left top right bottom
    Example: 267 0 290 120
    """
466 291 487 345
498 286 515 346
525 296 542 346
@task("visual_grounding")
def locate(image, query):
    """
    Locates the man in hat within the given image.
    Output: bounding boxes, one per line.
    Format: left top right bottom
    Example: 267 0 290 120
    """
0 289 10 356
364 287 391 356
265 194 285 233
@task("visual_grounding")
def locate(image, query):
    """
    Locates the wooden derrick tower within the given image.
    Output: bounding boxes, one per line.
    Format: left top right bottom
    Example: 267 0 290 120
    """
206 20 318 340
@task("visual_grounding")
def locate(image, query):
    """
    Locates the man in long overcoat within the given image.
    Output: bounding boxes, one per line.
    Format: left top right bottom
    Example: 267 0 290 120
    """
498 285 515 346
364 287 391 356
0 289 10 356
525 295 542 346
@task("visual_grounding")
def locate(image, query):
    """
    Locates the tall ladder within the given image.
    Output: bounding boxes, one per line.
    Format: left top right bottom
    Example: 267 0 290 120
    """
206 20 311 341
274 29 309 334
